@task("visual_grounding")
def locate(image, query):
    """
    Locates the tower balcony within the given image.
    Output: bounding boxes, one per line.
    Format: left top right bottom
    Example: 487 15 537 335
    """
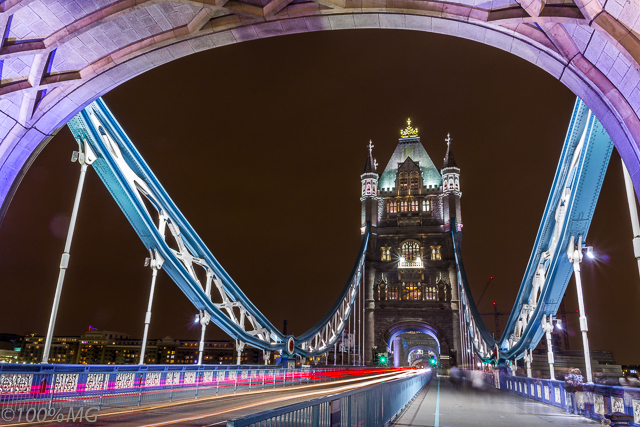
398 257 423 268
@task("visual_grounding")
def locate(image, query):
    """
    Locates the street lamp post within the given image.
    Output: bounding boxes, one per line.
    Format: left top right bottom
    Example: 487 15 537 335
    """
42 143 95 364
567 235 593 384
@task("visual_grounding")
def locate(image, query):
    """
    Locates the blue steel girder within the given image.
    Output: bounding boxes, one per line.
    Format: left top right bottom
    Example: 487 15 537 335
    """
66 98 367 358
453 98 613 364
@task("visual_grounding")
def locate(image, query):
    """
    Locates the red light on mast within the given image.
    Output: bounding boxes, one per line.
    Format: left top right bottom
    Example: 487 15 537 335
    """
492 302 496 305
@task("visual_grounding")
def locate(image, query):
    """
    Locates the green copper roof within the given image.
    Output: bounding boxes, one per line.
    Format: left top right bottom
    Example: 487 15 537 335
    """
378 137 443 190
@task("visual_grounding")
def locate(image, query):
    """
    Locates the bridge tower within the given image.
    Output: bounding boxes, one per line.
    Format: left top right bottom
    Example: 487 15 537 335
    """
363 120 462 368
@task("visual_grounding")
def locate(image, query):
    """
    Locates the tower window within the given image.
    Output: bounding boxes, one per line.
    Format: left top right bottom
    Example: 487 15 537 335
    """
430 246 441 261
400 201 408 212
401 241 420 261
422 199 431 212
402 283 422 300
399 173 408 191
388 201 397 213
410 177 419 190
411 200 419 211
381 247 391 261
425 286 437 301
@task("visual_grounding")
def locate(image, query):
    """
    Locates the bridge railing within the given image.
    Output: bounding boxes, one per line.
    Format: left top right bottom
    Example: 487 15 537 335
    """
485 372 640 426
226 369 431 427
0 366 370 416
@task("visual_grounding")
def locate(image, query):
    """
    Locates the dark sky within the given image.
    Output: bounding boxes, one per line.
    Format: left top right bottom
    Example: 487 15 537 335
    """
1 29 638 364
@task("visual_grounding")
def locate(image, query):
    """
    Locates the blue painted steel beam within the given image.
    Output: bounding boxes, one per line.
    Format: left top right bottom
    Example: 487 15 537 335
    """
453 98 613 363
66 98 367 357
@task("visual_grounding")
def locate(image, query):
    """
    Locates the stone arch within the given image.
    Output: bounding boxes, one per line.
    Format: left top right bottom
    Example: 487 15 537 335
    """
1 2 640 221
406 345 439 364
384 320 446 354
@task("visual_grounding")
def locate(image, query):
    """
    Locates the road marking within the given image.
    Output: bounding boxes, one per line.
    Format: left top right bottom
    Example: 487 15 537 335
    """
434 377 441 427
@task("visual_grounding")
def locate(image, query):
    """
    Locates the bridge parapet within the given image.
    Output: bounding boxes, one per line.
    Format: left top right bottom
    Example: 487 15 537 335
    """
0 365 373 418
486 372 640 426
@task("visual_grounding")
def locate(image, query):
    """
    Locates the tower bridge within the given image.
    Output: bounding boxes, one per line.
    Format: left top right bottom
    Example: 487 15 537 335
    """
0 96 637 425
0 0 639 422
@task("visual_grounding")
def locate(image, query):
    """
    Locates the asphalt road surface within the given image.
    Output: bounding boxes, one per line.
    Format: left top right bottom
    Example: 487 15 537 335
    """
3 369 413 427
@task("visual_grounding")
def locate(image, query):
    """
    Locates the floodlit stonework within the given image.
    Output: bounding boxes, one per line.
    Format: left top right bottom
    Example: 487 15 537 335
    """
1 0 640 220
361 125 462 367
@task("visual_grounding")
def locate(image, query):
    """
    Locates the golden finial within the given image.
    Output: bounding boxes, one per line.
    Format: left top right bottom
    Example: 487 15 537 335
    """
400 118 419 138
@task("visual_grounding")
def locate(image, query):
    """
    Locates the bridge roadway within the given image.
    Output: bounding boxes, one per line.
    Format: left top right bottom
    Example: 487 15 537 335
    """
395 376 597 427
3 369 407 427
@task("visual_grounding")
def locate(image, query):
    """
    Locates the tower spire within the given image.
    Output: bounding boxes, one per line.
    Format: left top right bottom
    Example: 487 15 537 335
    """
443 133 457 168
363 140 377 173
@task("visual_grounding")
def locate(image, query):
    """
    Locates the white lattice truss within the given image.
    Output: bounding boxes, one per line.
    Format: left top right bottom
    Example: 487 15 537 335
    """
84 105 274 348
300 264 362 354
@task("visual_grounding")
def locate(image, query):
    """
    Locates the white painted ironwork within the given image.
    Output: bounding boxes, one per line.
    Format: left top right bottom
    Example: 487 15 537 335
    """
83 106 276 355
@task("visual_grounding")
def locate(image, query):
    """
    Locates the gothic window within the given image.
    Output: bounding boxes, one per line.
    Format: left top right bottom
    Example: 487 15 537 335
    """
399 173 408 191
402 283 422 300
410 176 419 190
411 200 419 211
401 241 420 261
449 177 454 189
454 178 459 190
379 283 386 301
388 201 397 213
381 247 391 261
430 246 442 261
366 182 371 195
400 201 408 212
425 286 437 301
387 285 398 300
422 199 431 212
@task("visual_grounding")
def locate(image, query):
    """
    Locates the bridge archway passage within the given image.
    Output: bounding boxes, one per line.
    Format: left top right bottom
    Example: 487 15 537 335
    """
2 3 640 219
383 321 449 368
406 345 439 365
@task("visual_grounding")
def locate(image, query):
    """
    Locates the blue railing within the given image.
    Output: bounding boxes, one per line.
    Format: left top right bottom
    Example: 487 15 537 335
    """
487 372 640 425
0 365 371 415
226 369 431 427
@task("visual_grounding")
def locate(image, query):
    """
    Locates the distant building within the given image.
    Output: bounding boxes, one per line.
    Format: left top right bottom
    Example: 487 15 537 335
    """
0 333 22 363
16 330 265 365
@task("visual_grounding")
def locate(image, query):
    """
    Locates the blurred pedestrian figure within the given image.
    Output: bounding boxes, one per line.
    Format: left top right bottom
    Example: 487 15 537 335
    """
619 372 640 387
450 366 461 390
564 368 583 414
471 370 485 390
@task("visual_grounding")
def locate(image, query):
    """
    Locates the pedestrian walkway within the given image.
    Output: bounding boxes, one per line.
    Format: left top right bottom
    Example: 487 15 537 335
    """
394 376 597 427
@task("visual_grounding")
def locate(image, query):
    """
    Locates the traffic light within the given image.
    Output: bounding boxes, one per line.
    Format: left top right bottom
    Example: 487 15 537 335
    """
374 352 388 366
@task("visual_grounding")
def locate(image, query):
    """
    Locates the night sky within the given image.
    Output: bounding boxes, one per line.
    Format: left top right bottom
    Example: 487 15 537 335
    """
1 30 638 364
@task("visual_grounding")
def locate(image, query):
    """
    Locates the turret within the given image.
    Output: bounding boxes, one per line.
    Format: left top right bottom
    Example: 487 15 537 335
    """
361 141 379 229
441 134 462 230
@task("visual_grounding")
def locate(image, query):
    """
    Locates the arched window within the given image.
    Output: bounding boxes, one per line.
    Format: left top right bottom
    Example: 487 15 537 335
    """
454 178 459 190
422 199 431 212
388 201 397 213
366 182 371 194
430 246 442 261
399 173 408 191
411 200 419 211
400 200 408 212
381 247 391 261
402 241 420 261
410 175 419 190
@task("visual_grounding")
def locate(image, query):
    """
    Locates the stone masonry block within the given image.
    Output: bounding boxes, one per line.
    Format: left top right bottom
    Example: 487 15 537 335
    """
354 14 381 29
379 14 405 29
255 21 286 38
405 14 432 32
329 14 356 30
